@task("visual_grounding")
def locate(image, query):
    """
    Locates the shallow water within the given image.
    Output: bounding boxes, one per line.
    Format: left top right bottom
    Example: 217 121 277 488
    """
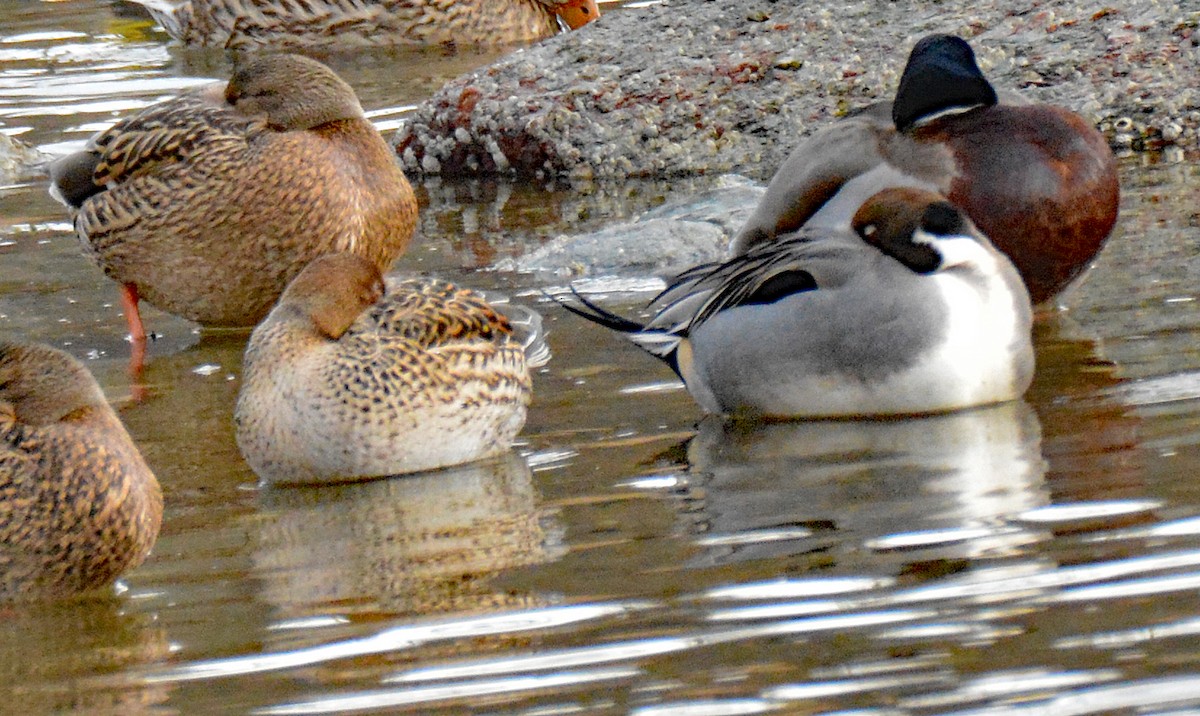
4 1 1200 714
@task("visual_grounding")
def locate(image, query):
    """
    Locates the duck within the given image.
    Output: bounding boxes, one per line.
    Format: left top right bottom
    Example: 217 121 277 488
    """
234 253 549 484
558 187 1034 419
128 0 600 50
0 341 162 600
49 53 417 345
731 33 1119 306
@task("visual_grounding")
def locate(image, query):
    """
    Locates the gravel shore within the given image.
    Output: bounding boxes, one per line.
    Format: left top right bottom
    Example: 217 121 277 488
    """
393 0 1199 181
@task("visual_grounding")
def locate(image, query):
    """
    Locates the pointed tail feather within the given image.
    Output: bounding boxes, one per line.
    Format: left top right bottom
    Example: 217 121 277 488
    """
553 286 647 332
548 287 683 378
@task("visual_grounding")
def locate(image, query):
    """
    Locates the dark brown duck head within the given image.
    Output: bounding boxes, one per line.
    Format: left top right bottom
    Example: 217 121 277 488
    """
225 53 365 130
894 34 1119 304
275 253 386 340
851 187 978 275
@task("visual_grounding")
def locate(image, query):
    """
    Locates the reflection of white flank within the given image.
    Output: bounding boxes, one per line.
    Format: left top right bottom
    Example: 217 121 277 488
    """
684 401 1047 562
1109 370 1200 406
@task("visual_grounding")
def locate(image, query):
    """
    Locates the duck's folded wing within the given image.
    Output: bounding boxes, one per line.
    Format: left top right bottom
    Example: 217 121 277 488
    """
65 96 259 241
359 278 518 349
0 440 44 569
88 95 259 188
649 232 865 335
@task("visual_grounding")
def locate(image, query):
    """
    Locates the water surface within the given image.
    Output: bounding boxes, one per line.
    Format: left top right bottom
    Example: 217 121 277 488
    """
3 2 1200 713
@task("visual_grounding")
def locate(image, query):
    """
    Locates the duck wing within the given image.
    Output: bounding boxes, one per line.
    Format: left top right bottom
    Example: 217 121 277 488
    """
355 278 518 348
89 95 259 189
650 231 862 333
58 95 262 244
556 232 864 373
0 407 40 559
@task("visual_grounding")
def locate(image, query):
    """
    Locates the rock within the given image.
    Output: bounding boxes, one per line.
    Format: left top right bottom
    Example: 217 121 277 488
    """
393 0 1200 180
497 175 764 277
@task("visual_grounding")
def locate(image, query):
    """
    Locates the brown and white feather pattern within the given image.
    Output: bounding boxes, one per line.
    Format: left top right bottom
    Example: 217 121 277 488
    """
236 277 535 484
64 92 415 328
77 95 262 251
0 343 161 600
149 0 573 48
338 277 531 412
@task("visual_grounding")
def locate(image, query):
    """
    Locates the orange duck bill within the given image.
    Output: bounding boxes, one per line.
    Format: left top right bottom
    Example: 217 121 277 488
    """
555 0 600 30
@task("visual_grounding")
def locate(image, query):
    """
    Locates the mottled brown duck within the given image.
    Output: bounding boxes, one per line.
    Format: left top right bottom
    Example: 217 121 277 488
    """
235 253 549 484
129 0 600 49
50 53 417 345
0 342 161 601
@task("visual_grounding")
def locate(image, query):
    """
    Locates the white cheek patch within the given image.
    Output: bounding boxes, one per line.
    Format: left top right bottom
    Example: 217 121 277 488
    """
913 229 996 272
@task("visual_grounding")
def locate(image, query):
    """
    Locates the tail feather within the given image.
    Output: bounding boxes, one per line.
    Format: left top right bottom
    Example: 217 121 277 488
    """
551 286 641 330
550 287 683 378
495 303 552 369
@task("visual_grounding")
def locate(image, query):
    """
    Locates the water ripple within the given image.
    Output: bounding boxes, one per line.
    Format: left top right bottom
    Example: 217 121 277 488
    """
144 602 649 683
632 699 781 715
704 576 894 601
388 611 930 684
1014 500 1161 524
255 667 640 715
1050 570 1200 603
903 668 1122 711
1055 615 1200 650
889 549 1200 604
931 674 1200 715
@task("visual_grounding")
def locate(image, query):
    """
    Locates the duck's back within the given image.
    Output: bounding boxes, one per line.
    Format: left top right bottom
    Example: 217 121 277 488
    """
161 0 562 48
0 409 162 599
916 104 1119 303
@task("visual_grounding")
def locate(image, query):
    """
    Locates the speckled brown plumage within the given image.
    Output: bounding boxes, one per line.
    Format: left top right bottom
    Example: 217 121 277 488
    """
51 53 417 331
235 253 544 484
0 342 161 600
136 0 600 49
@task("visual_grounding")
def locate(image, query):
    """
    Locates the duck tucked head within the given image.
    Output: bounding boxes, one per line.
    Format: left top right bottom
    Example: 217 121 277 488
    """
225 53 364 130
892 34 998 132
275 253 386 340
0 342 107 426
853 187 981 275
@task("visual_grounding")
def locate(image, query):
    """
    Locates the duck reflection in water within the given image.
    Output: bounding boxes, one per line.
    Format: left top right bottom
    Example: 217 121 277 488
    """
674 312 1156 569
253 451 560 619
678 402 1048 567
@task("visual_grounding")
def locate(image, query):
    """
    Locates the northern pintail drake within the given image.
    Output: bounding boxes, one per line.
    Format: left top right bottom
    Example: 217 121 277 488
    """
560 188 1034 419
733 34 1118 305
130 0 600 49
50 53 417 343
0 342 162 599
235 253 549 484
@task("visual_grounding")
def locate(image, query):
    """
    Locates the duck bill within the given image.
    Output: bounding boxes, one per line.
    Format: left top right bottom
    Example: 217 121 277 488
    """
556 0 600 30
